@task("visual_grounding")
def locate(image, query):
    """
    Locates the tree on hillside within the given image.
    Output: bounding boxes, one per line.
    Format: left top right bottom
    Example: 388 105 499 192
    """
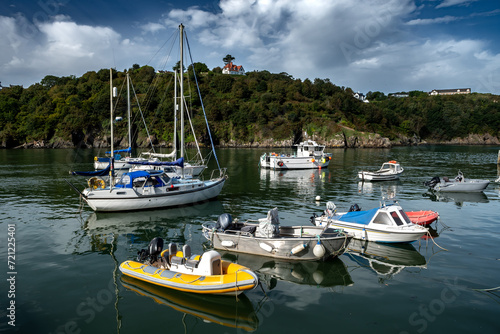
223 54 235 65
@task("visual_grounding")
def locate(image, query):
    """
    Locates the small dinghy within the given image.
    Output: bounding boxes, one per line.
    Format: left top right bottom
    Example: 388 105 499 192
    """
119 238 259 295
405 210 439 226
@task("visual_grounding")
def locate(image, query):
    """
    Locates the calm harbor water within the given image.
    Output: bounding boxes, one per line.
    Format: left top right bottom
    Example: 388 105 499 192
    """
1 146 499 333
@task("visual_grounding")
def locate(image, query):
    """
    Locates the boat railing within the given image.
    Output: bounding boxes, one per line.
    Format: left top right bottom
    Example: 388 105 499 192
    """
210 168 227 180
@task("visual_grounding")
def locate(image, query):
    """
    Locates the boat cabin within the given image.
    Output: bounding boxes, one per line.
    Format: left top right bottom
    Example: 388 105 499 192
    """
114 170 170 188
380 161 403 172
293 140 325 157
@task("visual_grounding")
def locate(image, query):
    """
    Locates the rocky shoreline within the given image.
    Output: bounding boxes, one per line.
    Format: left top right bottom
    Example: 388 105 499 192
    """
6 131 500 149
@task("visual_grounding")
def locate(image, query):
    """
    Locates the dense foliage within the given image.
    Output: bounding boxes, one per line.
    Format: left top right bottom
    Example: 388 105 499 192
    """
1 65 499 148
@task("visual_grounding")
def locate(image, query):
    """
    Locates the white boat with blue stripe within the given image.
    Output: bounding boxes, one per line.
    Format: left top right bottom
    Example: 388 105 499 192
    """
313 201 428 243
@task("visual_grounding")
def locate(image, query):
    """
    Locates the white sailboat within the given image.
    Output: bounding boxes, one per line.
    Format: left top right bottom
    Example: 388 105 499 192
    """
78 24 227 212
94 72 149 170
129 69 207 177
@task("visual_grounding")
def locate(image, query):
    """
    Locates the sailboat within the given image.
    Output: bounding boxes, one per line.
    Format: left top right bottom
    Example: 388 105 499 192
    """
76 24 227 212
93 72 149 170
129 69 207 177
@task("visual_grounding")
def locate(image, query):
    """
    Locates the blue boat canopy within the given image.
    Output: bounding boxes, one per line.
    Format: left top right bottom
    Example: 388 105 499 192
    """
71 164 113 177
337 207 379 225
105 147 132 154
128 157 184 168
114 170 168 188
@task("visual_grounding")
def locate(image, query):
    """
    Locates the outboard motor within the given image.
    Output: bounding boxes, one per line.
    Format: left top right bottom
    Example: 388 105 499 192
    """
148 237 164 263
137 237 164 263
348 203 361 212
424 176 440 188
215 213 233 232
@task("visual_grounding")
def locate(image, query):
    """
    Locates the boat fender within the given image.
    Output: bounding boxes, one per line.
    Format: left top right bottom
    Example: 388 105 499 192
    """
259 242 274 253
291 243 307 255
313 240 326 258
221 240 236 248
321 158 326 164
311 158 315 163
312 271 325 285
277 161 284 167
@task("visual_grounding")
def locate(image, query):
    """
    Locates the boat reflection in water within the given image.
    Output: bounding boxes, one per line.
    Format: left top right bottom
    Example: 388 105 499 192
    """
121 275 258 332
357 181 401 197
346 239 427 279
260 168 331 195
219 251 353 289
84 200 225 233
424 191 489 207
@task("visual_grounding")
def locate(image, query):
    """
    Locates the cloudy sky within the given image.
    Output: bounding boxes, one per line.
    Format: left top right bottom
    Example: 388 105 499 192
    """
1 0 499 94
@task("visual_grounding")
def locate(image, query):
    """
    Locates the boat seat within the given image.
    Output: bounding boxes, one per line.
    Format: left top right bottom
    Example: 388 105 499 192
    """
185 258 200 269
159 270 176 279
170 256 185 266
183 244 191 260
168 243 177 263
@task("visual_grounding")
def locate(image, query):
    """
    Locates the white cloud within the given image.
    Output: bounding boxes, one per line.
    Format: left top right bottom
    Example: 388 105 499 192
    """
436 0 478 9
406 15 461 25
1 0 499 95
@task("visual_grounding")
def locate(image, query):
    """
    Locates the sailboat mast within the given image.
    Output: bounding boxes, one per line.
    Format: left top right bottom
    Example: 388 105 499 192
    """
109 69 114 187
179 23 184 160
127 72 131 151
174 70 178 160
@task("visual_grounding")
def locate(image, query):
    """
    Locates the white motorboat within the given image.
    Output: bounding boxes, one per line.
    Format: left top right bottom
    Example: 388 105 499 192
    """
424 171 489 192
202 208 352 261
259 140 331 170
69 24 226 212
313 201 428 243
358 160 404 181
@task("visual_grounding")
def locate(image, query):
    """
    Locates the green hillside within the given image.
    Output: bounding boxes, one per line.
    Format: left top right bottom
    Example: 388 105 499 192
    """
1 65 499 148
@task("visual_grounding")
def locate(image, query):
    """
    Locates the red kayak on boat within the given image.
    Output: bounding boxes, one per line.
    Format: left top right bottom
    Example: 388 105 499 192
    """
405 211 439 226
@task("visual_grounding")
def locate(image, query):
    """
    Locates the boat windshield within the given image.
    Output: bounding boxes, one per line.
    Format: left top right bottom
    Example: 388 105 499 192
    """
372 212 393 225
398 210 412 224
115 174 131 188
391 211 404 226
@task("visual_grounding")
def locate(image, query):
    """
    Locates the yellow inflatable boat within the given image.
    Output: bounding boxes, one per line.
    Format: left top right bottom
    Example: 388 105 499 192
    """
119 238 259 295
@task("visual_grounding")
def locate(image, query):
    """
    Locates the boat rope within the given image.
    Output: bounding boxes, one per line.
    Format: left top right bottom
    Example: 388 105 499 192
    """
184 32 221 171
422 230 448 251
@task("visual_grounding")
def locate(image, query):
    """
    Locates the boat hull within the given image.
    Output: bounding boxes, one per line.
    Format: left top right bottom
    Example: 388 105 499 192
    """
83 177 226 212
357 171 402 181
204 225 352 261
432 179 489 192
260 155 330 170
317 217 427 243
119 260 258 295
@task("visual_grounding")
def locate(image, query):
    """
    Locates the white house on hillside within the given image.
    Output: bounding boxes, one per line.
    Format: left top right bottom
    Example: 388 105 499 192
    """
222 62 245 75
430 88 471 96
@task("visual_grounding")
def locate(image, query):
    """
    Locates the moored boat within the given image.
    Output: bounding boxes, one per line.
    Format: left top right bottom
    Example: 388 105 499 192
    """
424 171 489 192
358 160 404 181
259 140 331 170
313 201 428 243
119 238 259 295
202 208 352 261
405 210 439 226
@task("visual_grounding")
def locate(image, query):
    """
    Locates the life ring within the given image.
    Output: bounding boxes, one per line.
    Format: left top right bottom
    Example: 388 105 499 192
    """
277 161 284 167
388 160 397 164
88 177 106 190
